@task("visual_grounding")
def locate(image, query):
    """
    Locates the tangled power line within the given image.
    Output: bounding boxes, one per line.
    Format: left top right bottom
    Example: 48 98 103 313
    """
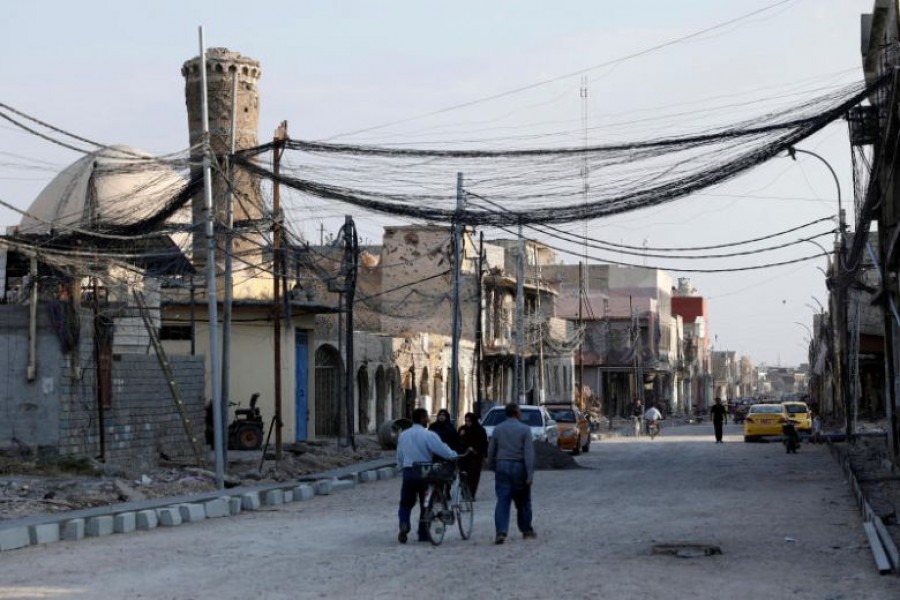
233 77 886 229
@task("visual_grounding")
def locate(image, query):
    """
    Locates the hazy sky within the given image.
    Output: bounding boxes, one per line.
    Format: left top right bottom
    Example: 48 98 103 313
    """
0 0 876 367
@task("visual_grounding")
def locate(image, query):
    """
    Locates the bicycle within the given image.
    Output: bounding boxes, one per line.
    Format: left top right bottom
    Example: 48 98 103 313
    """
415 455 474 546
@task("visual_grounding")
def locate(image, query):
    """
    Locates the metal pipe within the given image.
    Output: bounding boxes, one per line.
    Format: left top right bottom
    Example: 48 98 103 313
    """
221 67 237 464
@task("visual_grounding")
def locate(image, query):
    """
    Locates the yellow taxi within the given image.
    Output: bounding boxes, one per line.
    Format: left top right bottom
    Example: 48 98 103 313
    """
545 404 591 455
743 403 787 442
781 401 812 433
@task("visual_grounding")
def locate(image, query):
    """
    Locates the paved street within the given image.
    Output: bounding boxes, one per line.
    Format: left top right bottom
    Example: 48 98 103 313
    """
0 424 894 600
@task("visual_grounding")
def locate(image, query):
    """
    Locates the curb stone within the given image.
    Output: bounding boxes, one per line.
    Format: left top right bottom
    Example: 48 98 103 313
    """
0 458 397 553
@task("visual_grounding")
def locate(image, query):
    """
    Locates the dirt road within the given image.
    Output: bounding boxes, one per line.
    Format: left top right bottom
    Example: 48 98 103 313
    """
0 424 893 599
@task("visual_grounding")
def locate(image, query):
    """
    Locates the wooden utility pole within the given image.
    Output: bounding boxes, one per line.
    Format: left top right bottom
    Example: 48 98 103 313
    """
475 232 484 416
272 120 288 460
451 173 463 420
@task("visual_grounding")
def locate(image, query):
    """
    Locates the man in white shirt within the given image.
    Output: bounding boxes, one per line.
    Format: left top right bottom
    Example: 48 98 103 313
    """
396 407 457 543
643 405 662 421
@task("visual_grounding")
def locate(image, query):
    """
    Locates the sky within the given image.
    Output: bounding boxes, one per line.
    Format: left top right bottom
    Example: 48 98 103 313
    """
0 0 878 367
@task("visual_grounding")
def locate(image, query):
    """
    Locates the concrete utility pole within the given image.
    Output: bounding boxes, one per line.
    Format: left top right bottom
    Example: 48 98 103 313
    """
198 27 225 489
451 172 463 421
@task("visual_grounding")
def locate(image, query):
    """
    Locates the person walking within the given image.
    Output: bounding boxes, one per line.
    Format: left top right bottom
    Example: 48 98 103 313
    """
395 408 458 543
486 403 536 545
710 397 728 443
457 412 488 500
630 397 644 437
429 408 461 450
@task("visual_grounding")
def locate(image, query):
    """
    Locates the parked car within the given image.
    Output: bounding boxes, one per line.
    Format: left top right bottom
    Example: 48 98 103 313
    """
481 405 559 445
781 401 812 433
544 404 591 455
743 404 787 442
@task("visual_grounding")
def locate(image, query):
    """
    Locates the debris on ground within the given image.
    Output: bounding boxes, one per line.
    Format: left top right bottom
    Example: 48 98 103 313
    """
0 435 389 521
534 441 582 470
652 543 722 558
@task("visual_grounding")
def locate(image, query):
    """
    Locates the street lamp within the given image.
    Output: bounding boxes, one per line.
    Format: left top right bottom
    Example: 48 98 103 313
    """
788 145 849 437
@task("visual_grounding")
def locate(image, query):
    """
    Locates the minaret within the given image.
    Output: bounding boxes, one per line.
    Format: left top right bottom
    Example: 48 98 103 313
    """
182 48 264 270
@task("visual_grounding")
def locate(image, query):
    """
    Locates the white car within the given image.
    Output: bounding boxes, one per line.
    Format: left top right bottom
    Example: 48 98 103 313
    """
481 405 559 445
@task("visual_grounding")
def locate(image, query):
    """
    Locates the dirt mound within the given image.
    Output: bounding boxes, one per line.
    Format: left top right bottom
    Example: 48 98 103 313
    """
0 436 390 521
534 442 581 470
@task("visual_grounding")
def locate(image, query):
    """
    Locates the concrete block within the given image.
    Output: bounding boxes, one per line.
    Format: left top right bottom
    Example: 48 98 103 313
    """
136 510 158 531
332 479 355 493
157 507 182 527
263 489 284 506
1 527 32 551
62 519 85 541
228 496 243 515
359 470 379 483
204 498 229 519
28 523 60 545
241 492 261 511
86 516 114 537
376 467 395 480
177 503 206 523
114 512 136 534
293 484 315 501
283 490 294 503
314 480 333 495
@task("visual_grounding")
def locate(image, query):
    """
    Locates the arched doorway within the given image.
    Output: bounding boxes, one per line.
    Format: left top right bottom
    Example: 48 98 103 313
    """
315 345 341 436
375 366 387 426
357 366 370 434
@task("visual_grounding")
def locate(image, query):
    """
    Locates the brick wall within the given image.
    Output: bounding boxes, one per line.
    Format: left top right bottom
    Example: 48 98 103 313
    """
59 354 206 472
0 303 206 472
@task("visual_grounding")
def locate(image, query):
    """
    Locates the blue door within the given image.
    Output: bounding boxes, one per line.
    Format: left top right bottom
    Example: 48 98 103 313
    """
295 330 309 440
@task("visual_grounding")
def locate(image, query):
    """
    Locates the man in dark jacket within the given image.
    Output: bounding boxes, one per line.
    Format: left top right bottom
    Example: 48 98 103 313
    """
486 403 536 544
710 397 728 443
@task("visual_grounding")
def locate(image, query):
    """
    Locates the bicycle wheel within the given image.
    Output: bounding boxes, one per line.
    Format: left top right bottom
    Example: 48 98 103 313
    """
455 481 474 540
425 487 447 546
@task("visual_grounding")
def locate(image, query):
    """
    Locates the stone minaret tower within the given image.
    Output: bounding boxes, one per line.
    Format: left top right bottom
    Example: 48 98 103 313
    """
182 48 264 271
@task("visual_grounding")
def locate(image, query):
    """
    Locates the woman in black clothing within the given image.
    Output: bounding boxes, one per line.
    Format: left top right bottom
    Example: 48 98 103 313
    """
429 409 461 450
457 412 489 500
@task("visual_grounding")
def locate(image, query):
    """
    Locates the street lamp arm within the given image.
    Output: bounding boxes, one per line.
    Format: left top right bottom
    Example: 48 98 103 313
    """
793 321 812 337
788 146 844 231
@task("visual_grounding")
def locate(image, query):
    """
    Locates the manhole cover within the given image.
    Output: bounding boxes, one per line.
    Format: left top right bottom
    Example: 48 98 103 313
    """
652 543 722 558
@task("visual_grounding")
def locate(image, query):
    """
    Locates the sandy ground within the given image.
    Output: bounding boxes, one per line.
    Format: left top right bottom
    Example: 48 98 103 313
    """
0 423 894 600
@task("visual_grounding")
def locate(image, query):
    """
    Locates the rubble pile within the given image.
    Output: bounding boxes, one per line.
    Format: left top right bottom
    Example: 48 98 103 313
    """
0 436 389 521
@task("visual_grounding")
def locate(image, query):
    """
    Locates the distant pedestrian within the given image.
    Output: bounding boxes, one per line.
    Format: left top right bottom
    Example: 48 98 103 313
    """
457 412 489 500
395 408 457 543
710 397 728 443
487 403 536 544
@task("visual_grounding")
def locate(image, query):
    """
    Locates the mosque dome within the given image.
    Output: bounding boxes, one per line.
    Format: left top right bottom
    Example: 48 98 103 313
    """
18 145 188 235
